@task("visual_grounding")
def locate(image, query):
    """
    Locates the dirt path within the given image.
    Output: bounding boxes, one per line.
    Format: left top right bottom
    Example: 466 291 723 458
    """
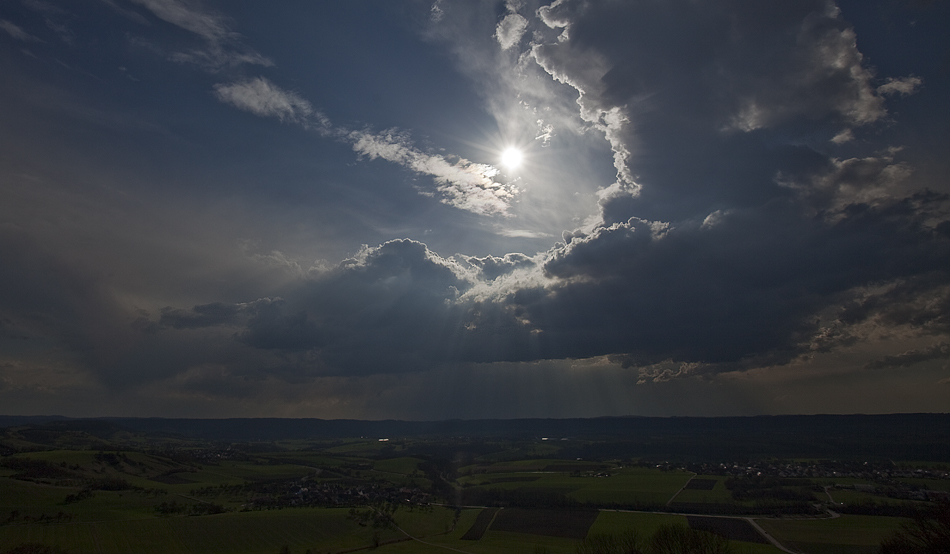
393 525 474 554
744 517 800 554
665 472 696 505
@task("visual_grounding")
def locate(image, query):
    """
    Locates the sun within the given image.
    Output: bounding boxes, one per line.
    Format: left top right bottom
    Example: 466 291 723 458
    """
501 147 523 169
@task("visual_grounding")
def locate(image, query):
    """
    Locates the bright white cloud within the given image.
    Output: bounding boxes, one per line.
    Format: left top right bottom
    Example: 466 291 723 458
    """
429 0 444 23
498 229 552 238
213 78 314 124
349 130 518 216
831 128 855 144
531 29 641 197
537 0 571 30
877 76 923 96
495 13 528 50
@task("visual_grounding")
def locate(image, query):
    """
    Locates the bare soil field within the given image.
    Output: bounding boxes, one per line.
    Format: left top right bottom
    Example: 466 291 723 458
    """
490 507 600 539
686 515 768 543
460 507 498 540
684 478 717 490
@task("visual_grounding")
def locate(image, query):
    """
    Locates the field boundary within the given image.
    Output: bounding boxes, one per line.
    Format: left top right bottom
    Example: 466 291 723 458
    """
600 507 806 553
745 518 799 554
665 472 696 505
394 524 472 554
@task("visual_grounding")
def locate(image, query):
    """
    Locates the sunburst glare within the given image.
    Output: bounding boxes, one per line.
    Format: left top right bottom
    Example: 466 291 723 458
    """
501 147 523 169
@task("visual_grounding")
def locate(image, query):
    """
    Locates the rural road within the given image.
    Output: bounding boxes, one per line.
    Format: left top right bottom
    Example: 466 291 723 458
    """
665 472 697 506
601 508 805 554
744 517 800 554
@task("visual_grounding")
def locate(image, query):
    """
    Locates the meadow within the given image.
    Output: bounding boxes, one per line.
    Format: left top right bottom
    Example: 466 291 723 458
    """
1 421 944 554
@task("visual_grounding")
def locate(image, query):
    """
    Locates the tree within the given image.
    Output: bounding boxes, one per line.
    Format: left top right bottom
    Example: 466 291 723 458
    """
3 545 71 554
575 531 643 554
649 524 731 554
879 502 950 554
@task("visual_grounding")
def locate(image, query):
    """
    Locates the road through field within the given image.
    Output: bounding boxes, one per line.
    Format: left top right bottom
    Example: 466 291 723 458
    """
744 517 799 554
600 508 805 554
665 472 696 505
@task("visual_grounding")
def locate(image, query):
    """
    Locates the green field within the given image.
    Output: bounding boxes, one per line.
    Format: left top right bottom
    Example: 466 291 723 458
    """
567 469 691 505
669 475 735 504
0 507 424 554
459 466 691 506
896 477 950 492
757 515 908 554
589 511 783 554
0 438 941 554
372 457 422 476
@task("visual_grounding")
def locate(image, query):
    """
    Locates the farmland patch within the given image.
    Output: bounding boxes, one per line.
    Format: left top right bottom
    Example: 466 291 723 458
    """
491 507 599 539
544 463 610 472
461 507 499 540
757 514 908 554
150 473 194 485
485 476 541 484
686 516 768 543
685 478 717 490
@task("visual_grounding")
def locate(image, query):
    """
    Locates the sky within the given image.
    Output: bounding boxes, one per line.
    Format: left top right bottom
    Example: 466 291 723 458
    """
1 0 948 420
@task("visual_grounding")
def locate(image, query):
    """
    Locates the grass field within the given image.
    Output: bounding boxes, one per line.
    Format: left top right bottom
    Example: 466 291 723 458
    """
826 488 896 505
587 510 687 536
0 505 462 554
757 514 908 554
588 511 784 554
567 468 692 505
474 530 581 554
490 508 599 539
461 508 498 540
896 477 950 492
1 442 938 554
670 475 734 504
372 457 423 475
459 467 691 507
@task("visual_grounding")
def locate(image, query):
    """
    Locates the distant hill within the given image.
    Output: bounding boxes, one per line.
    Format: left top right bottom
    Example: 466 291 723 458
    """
2 413 949 460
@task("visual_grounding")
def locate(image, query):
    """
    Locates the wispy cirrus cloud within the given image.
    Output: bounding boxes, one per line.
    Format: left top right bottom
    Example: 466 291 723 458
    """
211 77 518 216
134 0 520 218
130 0 229 42
348 129 517 216
129 0 271 70
0 19 42 42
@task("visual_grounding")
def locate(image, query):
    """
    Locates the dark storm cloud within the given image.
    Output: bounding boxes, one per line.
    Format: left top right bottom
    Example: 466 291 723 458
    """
866 342 950 370
151 188 947 376
838 270 950 335
529 0 926 224
0 225 145 374
536 0 886 130
159 302 248 330
2 0 948 417
530 196 948 366
238 239 473 373
133 0 949 383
